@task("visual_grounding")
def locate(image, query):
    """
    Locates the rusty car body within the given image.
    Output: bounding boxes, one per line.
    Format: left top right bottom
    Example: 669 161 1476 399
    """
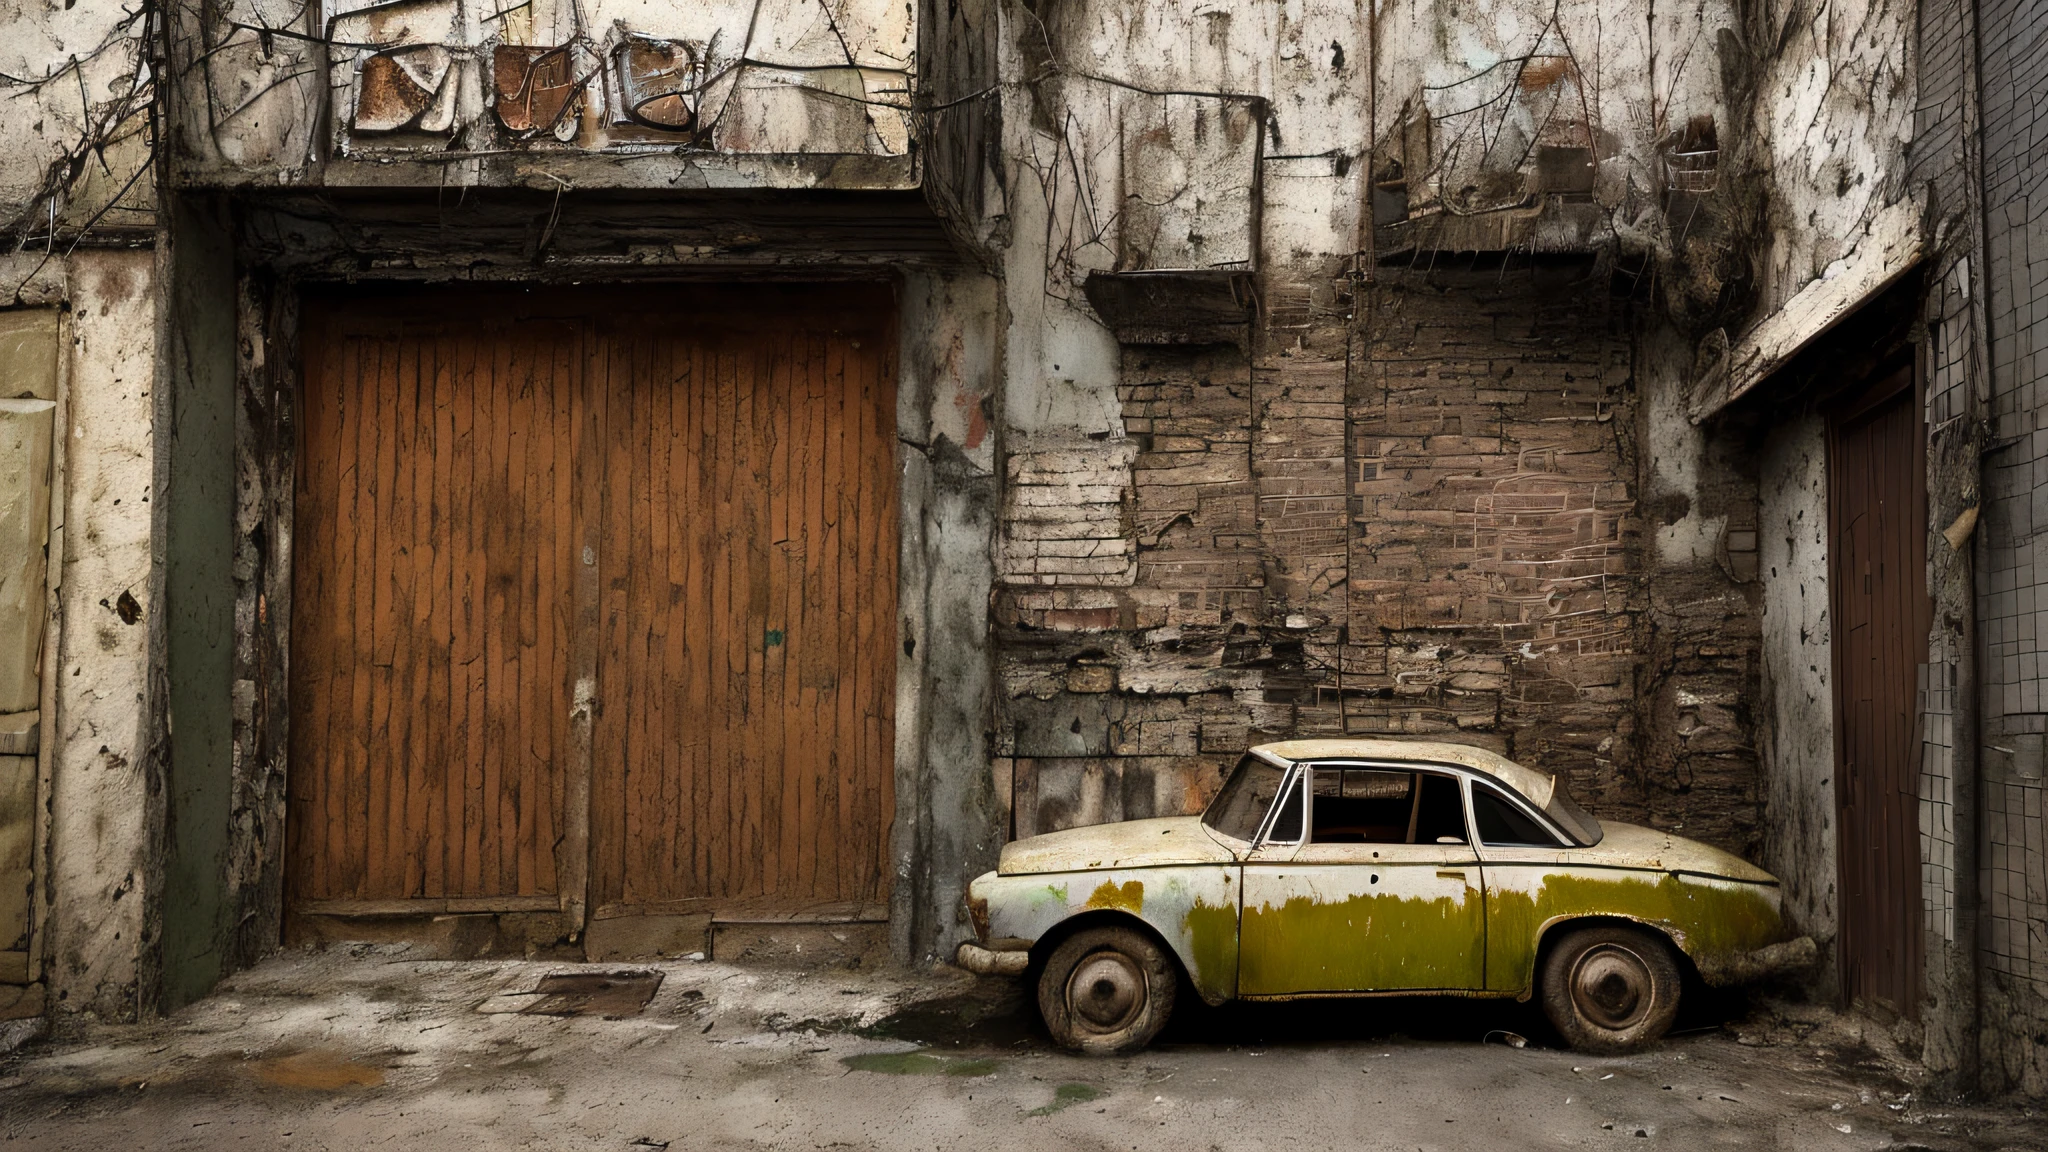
961 739 1816 1053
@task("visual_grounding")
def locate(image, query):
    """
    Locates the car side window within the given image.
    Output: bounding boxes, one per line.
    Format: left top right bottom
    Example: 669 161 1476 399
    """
1412 772 1469 845
1305 766 1467 845
1473 783 1561 847
1264 769 1305 844
1310 768 1413 843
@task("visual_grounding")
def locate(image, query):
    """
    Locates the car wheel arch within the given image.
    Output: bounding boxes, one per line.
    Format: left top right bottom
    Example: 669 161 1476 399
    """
1029 909 1189 984
1532 913 1695 987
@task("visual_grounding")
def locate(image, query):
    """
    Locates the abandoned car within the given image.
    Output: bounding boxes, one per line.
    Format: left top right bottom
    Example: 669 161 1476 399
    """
960 740 1817 1054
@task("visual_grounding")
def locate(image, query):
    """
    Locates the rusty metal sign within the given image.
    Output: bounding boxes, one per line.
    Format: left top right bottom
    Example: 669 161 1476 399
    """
493 45 578 135
610 32 702 132
354 50 443 132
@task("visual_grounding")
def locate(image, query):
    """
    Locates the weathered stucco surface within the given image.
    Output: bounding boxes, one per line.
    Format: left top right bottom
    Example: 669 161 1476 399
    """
1756 411 1837 976
43 249 158 1024
0 1 153 246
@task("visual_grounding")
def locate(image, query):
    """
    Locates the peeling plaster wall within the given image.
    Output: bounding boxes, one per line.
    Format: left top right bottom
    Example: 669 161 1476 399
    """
1756 409 1836 983
0 1 154 244
1737 0 1915 319
892 268 1003 960
1371 0 1732 216
40 249 160 1024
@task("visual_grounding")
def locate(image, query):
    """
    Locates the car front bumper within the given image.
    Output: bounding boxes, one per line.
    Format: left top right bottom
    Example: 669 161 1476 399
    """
955 941 1031 976
1693 935 1820 987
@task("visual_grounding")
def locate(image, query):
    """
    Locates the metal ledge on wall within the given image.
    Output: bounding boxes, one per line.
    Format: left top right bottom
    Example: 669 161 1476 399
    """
1083 269 1255 346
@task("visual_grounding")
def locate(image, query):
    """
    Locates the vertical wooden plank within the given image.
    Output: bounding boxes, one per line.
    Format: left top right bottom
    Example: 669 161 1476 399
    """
816 328 847 899
345 334 384 899
762 331 790 898
395 331 428 898
450 327 481 897
541 326 574 896
519 325 547 896
366 332 403 899
630 327 655 901
500 326 530 895
423 331 454 898
684 334 712 895
555 289 901 915
651 331 681 893
305 318 343 898
663 332 692 893
742 334 769 897
794 327 820 899
625 327 655 904
292 309 339 897
464 328 493 896
562 315 599 930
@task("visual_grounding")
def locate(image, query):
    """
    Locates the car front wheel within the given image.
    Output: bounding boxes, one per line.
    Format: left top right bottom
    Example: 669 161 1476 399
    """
1540 924 1682 1053
1037 925 1178 1055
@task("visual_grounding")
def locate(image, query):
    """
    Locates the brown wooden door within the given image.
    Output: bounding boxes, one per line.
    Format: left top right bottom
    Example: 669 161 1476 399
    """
588 304 898 916
289 288 896 924
1826 366 1928 1017
291 309 578 907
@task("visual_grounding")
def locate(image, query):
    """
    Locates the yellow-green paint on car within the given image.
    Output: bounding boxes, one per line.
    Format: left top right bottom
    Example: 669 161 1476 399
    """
1180 897 1241 1002
1088 879 1144 915
1240 889 1486 994
1482 865 1785 993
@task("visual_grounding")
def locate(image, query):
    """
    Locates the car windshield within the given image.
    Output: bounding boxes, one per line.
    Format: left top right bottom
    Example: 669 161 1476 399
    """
1203 753 1287 842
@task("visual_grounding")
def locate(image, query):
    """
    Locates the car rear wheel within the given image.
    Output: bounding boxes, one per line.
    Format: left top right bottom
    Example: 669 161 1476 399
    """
1540 924 1682 1053
1037 925 1178 1055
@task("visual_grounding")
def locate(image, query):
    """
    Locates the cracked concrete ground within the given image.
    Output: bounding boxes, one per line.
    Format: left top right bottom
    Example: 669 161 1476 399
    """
0 948 2038 1151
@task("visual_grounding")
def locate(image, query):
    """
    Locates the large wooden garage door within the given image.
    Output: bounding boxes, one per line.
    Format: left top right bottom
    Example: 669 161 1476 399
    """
288 288 897 928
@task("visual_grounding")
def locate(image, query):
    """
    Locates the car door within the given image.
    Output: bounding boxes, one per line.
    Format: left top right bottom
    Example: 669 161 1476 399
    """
1236 762 1487 995
1468 779 1578 992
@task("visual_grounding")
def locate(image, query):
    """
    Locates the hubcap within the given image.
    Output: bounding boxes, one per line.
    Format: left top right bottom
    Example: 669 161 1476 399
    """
1570 943 1653 1030
1066 950 1146 1032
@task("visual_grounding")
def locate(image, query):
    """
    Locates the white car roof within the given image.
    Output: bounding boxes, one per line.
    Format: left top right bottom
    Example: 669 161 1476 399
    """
1253 738 1557 809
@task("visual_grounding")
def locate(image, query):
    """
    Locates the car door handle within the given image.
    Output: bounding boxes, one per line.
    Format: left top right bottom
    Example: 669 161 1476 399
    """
1436 869 1468 881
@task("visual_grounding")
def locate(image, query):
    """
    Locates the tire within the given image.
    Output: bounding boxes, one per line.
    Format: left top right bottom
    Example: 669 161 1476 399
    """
1540 924 1683 1054
1036 925 1179 1055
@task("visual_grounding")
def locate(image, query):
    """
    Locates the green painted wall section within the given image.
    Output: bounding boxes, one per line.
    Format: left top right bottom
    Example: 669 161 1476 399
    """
161 196 238 1010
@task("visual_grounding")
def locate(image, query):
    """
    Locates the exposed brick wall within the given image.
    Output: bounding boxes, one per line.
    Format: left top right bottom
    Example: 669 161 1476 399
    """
993 258 1765 858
